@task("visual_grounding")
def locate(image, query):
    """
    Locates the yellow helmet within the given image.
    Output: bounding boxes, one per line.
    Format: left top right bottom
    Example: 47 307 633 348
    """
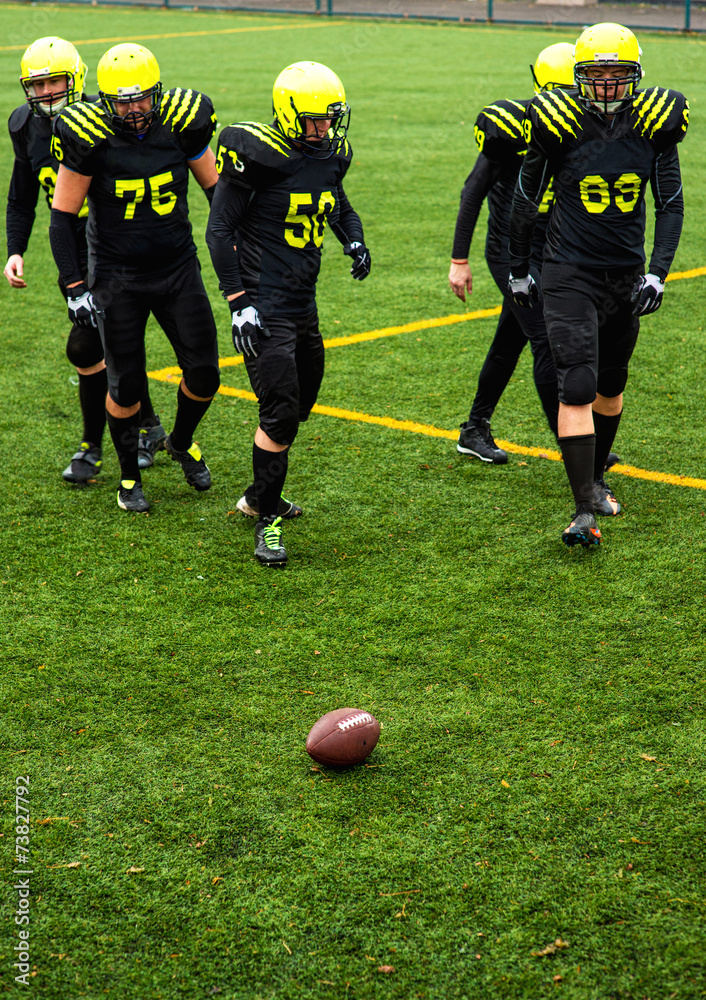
97 43 162 133
573 23 642 115
272 61 349 158
20 36 86 118
530 42 575 94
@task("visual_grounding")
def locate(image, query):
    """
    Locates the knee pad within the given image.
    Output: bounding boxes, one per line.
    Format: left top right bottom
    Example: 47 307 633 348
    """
597 366 628 399
111 369 147 408
66 326 104 368
183 365 220 399
561 364 596 406
267 410 299 447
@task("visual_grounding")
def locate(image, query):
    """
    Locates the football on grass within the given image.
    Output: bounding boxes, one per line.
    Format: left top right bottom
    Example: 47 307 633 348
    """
306 708 380 766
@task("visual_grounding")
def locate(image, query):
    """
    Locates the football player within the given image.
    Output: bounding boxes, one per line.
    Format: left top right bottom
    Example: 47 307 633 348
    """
510 24 689 546
206 61 370 567
509 23 688 547
4 37 164 483
449 42 575 464
49 43 221 513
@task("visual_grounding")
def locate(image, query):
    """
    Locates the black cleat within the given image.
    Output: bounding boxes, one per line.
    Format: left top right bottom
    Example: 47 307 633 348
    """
164 434 211 491
594 479 622 516
236 485 303 520
605 452 620 472
254 515 288 567
562 512 601 548
62 442 102 483
457 419 508 464
117 479 150 513
138 420 167 469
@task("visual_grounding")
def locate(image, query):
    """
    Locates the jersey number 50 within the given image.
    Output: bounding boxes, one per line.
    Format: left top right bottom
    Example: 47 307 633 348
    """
284 192 336 249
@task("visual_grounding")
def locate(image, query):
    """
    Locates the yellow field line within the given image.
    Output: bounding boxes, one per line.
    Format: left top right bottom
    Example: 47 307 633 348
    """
0 21 340 52
146 381 706 493
146 263 706 491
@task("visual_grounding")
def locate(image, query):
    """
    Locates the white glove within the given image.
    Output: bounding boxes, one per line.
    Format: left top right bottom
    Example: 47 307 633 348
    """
67 283 98 328
508 272 539 308
230 302 270 358
631 273 665 316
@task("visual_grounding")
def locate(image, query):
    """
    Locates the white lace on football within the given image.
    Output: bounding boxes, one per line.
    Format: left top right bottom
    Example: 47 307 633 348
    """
337 713 373 731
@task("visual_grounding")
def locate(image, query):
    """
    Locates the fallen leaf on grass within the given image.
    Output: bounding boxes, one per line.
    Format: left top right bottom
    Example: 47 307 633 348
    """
377 965 395 974
501 779 510 788
126 866 144 873
531 938 569 957
640 754 657 762
36 817 69 825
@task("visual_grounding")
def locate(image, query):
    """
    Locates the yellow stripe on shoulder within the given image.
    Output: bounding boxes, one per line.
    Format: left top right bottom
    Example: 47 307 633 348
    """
633 88 673 139
545 91 581 129
484 104 523 138
238 122 291 155
535 93 578 139
161 88 183 126
61 105 111 144
171 89 199 130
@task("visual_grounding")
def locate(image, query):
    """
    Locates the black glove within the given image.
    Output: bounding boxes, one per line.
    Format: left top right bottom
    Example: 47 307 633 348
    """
343 241 371 281
631 273 665 316
67 282 98 328
508 272 539 309
229 296 270 358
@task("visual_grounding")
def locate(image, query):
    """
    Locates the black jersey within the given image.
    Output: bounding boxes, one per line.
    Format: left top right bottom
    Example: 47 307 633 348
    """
516 86 688 273
6 101 89 258
213 121 355 316
52 88 217 280
473 98 553 263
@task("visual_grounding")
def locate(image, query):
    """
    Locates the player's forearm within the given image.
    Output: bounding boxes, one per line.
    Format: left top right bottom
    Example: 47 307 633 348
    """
649 147 685 280
6 161 40 257
451 154 498 260
328 186 364 246
508 149 547 278
205 180 248 297
6 201 35 258
49 208 85 286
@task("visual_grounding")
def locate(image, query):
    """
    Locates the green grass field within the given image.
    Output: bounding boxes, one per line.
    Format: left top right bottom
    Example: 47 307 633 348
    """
1 5 705 998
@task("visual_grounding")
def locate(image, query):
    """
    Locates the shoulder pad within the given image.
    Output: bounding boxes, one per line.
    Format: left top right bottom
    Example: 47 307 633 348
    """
332 136 353 165
53 102 113 171
160 88 216 135
632 87 689 148
8 104 31 134
528 90 583 151
475 99 528 162
56 101 113 151
160 88 217 158
217 122 292 184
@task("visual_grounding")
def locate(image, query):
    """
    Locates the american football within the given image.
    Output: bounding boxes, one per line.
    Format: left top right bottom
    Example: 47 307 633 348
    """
305 708 380 766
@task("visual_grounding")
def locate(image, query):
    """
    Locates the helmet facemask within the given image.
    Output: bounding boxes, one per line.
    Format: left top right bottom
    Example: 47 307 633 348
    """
279 99 350 159
575 60 641 115
100 82 162 134
22 72 76 118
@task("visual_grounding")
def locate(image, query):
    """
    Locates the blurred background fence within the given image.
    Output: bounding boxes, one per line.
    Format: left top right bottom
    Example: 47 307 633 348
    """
21 0 706 32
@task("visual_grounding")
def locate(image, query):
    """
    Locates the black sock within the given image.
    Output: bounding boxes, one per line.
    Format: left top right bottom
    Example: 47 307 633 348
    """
139 389 157 426
559 433 596 515
78 368 107 446
253 443 289 518
170 385 211 451
593 410 622 479
535 379 559 439
107 410 141 483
